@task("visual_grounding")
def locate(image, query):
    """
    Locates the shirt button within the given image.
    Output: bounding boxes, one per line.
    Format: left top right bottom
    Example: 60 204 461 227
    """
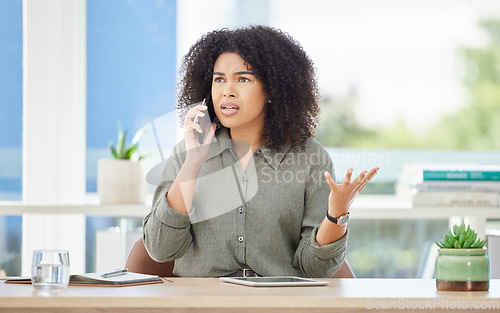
238 236 244 242
238 206 244 213
241 177 246 184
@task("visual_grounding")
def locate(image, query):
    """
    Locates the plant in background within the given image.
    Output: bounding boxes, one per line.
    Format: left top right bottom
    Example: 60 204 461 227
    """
436 223 486 249
108 122 144 161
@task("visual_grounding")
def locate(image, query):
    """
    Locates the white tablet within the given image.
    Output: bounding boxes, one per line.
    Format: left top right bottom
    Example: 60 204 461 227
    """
219 276 329 287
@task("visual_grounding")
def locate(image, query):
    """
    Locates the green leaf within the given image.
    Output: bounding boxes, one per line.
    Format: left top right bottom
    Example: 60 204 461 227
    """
471 233 477 245
126 145 138 159
447 237 456 247
438 223 487 249
108 121 148 160
471 239 484 248
117 129 128 159
109 141 117 159
459 223 466 234
446 229 454 240
458 232 465 247
464 227 472 241
440 240 451 248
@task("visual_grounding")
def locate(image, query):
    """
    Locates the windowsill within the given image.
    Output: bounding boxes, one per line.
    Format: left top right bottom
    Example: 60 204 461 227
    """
0 193 153 217
1 194 499 219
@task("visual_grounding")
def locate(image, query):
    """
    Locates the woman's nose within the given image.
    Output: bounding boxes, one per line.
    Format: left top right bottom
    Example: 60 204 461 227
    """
223 84 236 98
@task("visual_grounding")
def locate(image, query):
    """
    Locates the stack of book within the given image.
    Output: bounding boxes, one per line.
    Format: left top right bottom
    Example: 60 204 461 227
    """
412 166 500 207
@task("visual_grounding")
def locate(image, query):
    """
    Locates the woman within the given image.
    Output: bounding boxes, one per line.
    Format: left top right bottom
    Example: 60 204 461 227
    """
143 25 378 277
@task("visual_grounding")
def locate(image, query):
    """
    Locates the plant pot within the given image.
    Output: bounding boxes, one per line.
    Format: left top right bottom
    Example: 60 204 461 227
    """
97 159 147 204
435 248 489 291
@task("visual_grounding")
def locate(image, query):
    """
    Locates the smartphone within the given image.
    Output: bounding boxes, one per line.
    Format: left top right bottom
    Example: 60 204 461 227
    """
194 98 212 144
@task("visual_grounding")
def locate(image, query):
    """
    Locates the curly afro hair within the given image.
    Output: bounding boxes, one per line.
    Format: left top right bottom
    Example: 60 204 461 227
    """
177 25 320 151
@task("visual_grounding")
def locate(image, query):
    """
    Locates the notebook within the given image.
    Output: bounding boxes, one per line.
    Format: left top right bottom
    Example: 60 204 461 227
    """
4 272 164 287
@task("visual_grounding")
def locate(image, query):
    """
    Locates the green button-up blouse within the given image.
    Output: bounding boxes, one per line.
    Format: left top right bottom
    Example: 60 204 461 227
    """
142 128 347 277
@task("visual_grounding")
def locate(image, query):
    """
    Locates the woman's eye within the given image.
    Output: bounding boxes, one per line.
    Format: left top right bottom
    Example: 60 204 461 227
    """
239 77 250 82
214 77 225 83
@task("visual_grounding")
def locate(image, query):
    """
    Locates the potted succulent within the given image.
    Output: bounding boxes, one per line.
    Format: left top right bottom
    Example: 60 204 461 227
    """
97 123 147 204
435 223 489 291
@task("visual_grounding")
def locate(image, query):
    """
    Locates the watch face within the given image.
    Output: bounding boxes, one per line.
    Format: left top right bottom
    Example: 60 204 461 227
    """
338 215 350 226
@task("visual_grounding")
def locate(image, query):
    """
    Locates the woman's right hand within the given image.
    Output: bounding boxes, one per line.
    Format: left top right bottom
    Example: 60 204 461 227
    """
184 104 216 165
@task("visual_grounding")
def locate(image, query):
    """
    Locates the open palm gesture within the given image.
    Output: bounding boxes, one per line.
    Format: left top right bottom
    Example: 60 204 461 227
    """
324 167 379 216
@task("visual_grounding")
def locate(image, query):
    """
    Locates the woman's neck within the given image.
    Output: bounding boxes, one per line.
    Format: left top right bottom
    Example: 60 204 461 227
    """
229 127 265 171
229 127 265 152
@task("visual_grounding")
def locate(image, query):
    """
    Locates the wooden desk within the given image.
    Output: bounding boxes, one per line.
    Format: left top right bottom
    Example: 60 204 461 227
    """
1 278 499 312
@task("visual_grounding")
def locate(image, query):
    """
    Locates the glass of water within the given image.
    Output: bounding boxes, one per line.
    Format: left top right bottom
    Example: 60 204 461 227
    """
31 249 70 290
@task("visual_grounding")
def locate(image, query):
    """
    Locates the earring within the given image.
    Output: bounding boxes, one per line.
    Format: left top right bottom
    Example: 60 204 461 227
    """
267 99 272 104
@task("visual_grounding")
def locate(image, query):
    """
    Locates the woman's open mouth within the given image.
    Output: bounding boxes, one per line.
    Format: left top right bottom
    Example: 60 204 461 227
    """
220 103 239 116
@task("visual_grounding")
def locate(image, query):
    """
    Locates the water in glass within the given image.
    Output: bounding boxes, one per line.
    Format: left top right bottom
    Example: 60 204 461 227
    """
31 250 70 290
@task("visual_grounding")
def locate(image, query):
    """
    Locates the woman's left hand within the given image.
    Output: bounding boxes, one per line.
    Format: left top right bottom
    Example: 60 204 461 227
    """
324 167 379 217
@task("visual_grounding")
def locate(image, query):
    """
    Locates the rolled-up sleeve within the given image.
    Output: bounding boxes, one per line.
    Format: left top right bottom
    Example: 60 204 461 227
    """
292 150 348 278
142 142 193 262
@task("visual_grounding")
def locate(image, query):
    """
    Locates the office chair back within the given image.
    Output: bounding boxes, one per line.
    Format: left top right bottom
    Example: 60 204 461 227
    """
126 238 176 277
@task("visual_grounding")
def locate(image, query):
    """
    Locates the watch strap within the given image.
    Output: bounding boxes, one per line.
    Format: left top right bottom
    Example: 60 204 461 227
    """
326 210 349 225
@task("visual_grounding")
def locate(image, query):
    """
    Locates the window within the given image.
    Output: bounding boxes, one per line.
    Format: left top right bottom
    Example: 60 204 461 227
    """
85 0 177 272
0 0 23 276
0 0 22 200
266 0 500 277
176 0 500 278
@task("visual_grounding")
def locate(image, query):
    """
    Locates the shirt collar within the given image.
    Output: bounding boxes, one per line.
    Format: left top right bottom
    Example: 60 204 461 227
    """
258 143 292 171
205 127 233 161
205 127 292 171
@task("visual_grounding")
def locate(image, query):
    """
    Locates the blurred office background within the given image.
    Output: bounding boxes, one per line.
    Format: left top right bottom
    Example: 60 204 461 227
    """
1 0 500 277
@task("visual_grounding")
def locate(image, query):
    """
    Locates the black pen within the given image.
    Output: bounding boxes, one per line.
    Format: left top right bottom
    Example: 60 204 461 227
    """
101 268 128 278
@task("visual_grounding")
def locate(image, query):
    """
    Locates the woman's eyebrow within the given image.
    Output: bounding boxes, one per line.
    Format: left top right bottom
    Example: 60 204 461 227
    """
235 71 254 75
213 71 255 76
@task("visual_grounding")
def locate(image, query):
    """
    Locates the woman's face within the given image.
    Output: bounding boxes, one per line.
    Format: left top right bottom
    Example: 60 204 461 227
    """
211 52 267 133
